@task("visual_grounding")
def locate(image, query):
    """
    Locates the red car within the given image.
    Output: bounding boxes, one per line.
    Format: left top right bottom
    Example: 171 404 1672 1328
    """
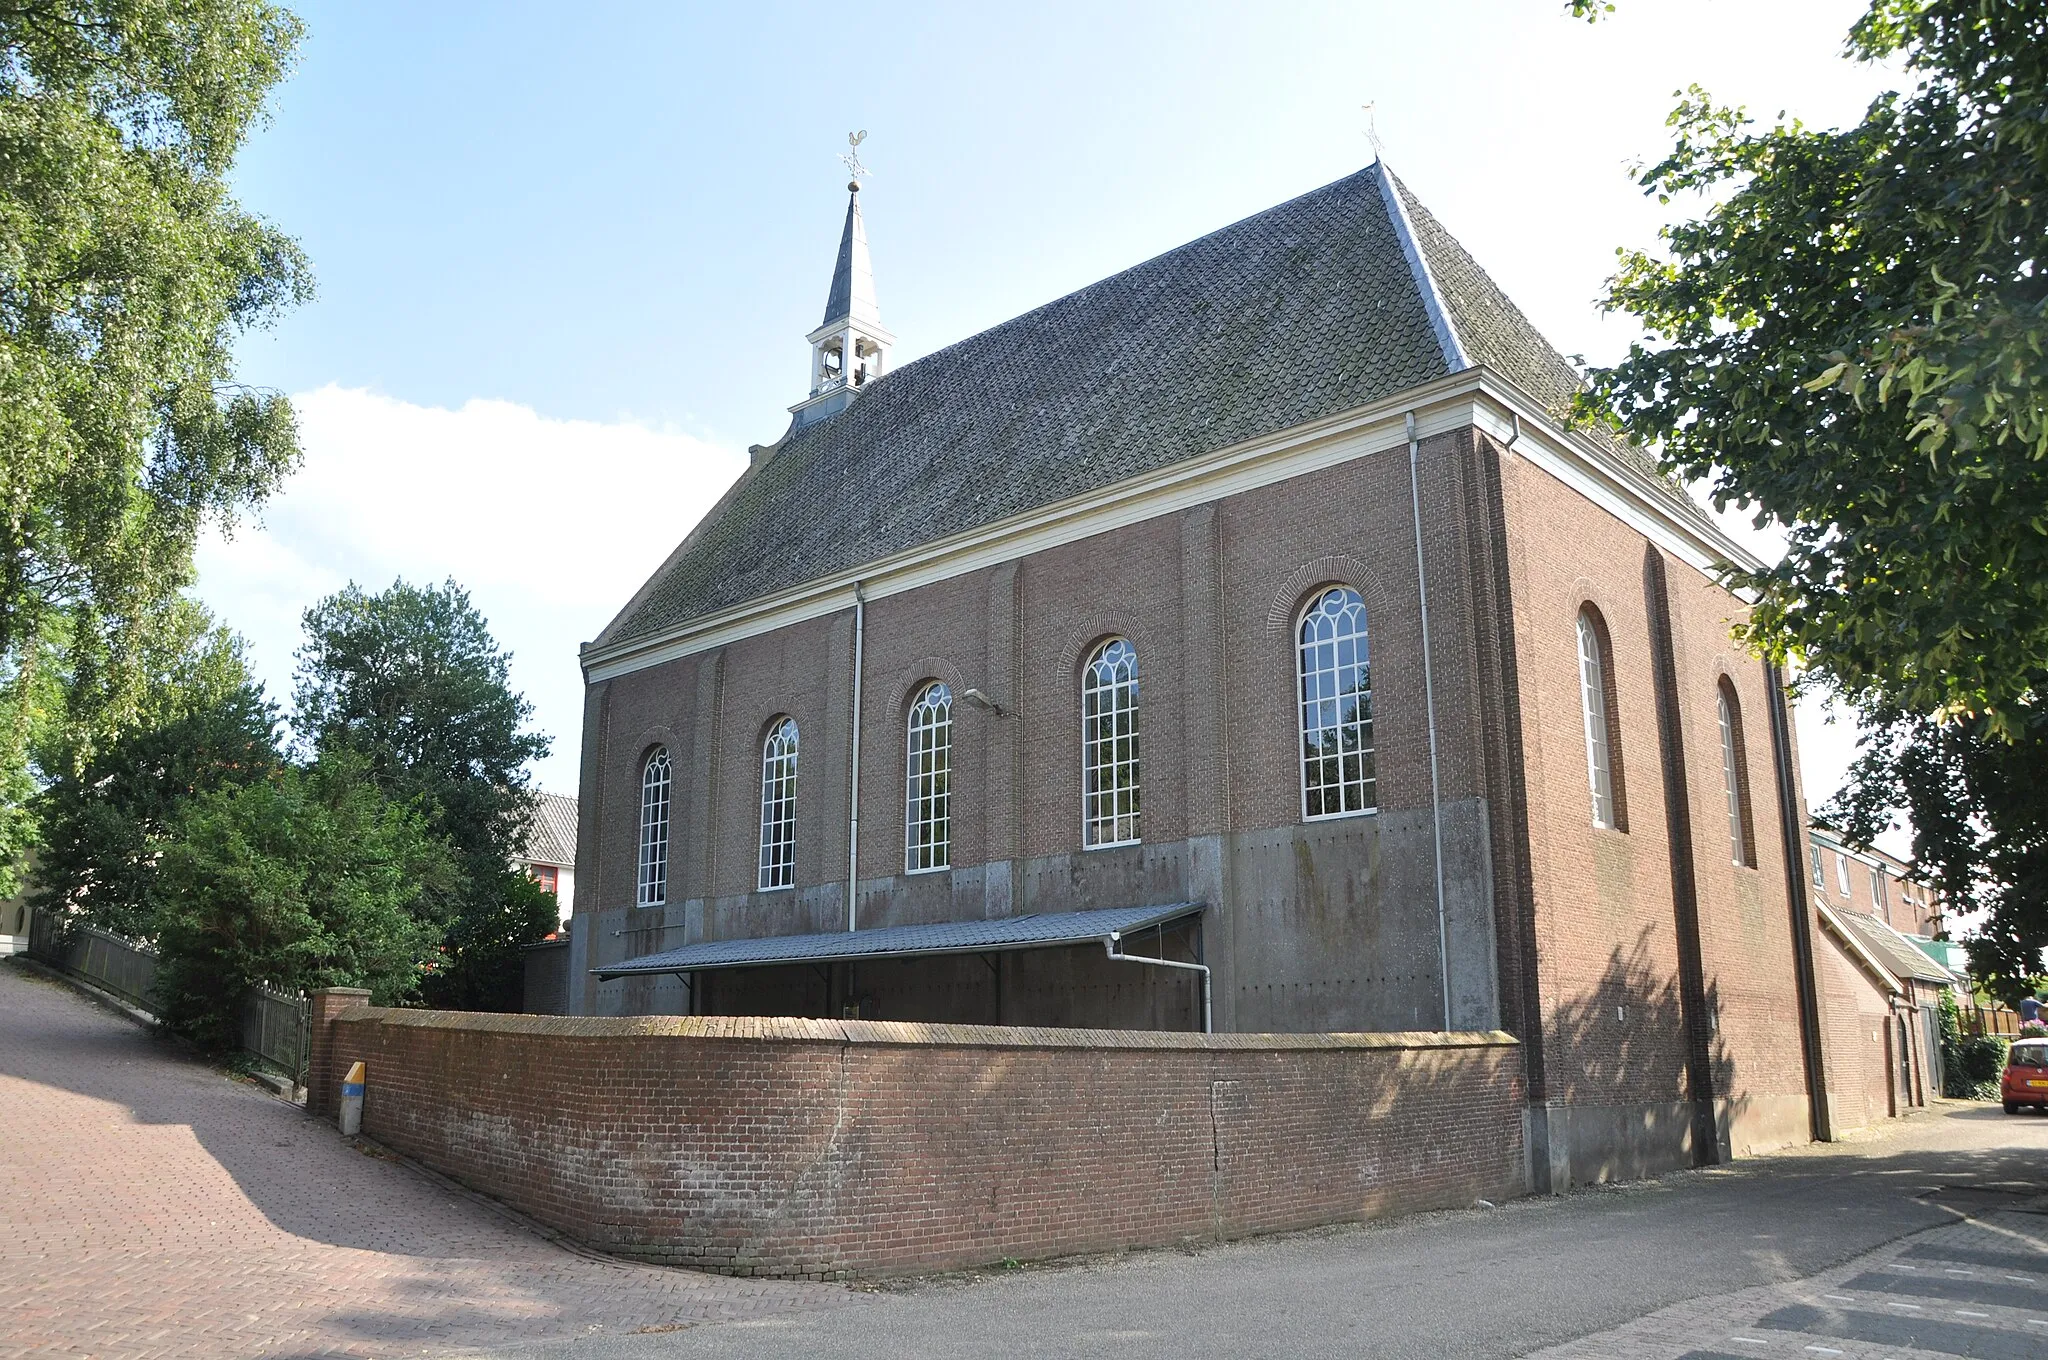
2004 1038 2048 1113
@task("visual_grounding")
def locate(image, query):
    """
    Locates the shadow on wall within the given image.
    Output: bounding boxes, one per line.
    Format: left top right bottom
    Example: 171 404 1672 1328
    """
1544 932 1738 1185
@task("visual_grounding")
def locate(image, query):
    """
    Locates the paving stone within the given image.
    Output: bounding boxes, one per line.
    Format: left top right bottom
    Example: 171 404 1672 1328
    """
0 964 862 1358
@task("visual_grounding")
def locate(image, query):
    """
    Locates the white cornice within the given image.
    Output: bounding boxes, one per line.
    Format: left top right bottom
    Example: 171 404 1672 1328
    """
581 368 1756 684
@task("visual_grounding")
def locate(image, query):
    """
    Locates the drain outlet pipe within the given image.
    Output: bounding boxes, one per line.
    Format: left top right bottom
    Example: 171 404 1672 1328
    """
1104 933 1211 1034
846 583 865 933
1408 411 1452 1032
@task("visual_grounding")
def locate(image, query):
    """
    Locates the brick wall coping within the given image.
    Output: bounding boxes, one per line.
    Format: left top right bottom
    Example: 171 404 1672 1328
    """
329 1005 1517 1053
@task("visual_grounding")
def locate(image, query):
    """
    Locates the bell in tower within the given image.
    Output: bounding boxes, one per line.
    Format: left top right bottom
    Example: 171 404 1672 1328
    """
790 132 895 429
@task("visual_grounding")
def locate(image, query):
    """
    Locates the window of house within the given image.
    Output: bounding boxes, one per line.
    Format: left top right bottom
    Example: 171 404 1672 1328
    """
637 748 670 907
530 863 559 895
1082 639 1141 846
1575 607 1626 830
905 681 953 873
1717 681 1756 867
1812 844 1825 892
1837 852 1851 895
758 718 799 890
1299 587 1376 819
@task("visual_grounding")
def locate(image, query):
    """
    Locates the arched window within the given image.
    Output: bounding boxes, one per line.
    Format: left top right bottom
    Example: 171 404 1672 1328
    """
905 681 953 872
1716 680 1756 867
637 748 671 907
1298 587 1375 818
758 718 798 890
1576 607 1626 830
1081 639 1140 846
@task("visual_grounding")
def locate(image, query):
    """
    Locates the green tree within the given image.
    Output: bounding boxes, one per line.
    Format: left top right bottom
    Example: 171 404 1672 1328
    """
1831 708 2048 1002
152 752 455 1051
1572 0 2047 729
32 677 279 940
293 579 552 1010
0 0 311 886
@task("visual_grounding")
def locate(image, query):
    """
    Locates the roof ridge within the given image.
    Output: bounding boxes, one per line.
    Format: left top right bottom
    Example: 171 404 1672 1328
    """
1374 160 1470 373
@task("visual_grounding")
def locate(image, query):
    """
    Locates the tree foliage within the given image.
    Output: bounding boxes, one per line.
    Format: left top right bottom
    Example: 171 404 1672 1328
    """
293 579 553 1010
0 0 310 887
32 675 279 940
152 752 454 1052
1831 706 2048 1000
1575 0 2048 732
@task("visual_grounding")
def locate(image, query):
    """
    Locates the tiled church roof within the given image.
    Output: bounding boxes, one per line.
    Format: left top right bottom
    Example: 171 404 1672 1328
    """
598 163 1699 649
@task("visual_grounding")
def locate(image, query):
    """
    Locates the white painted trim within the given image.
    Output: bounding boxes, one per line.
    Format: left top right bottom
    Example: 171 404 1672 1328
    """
582 369 1757 684
1375 161 1471 372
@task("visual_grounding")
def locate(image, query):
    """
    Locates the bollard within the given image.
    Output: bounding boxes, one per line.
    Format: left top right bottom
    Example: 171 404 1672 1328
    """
338 1060 365 1136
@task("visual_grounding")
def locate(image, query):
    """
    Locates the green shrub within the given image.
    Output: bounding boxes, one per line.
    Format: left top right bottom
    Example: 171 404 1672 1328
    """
1957 1034 2009 1100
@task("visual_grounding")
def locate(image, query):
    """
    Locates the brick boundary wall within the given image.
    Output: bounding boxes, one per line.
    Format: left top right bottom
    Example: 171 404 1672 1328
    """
309 994 1526 1278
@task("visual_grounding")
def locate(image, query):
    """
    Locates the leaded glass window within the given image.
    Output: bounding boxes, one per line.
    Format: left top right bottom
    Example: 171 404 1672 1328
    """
758 718 798 891
905 681 952 872
1298 587 1376 819
637 748 670 907
1578 610 1616 828
1082 640 1140 846
1717 683 1754 868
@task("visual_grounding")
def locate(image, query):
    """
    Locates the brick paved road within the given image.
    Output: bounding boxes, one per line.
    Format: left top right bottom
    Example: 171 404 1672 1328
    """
0 962 859 1359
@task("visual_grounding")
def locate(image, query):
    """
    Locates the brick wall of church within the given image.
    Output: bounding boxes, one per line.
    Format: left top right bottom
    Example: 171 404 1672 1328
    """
1491 432 1816 1182
573 424 1501 1034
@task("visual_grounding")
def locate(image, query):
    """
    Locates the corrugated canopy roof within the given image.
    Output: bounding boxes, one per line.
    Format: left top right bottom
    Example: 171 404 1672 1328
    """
594 903 1202 978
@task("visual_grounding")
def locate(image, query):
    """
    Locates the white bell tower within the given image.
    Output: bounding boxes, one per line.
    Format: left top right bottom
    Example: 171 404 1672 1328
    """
790 133 894 429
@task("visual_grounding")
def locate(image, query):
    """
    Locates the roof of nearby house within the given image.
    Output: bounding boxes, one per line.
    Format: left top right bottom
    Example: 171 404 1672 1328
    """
595 162 1706 651
1823 904 1956 987
521 791 578 868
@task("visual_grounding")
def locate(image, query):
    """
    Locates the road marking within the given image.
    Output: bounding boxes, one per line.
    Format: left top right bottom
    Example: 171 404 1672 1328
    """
1822 1294 1853 1303
1954 1309 1990 1318
1729 1339 1769 1346
2028 1319 2048 1326
2007 1274 2033 1282
1944 1268 1976 1276
1889 1263 1918 1270
1801 1348 1840 1356
1888 1301 1922 1310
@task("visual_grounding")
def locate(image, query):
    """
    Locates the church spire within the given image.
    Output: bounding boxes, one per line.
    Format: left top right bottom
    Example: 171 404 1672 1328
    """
791 132 895 429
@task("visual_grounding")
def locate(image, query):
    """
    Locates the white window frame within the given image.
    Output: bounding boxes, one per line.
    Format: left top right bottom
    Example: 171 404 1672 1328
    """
1081 639 1141 847
1577 610 1616 829
758 717 799 891
1717 688 1747 866
1298 587 1377 821
1812 844 1825 891
637 748 671 908
1837 852 1851 895
905 681 953 873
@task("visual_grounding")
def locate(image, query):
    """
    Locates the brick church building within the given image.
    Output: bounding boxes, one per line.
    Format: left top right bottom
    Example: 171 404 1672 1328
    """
556 160 1931 1189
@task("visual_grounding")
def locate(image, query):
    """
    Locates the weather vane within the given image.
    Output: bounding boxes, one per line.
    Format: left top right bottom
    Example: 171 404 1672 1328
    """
841 129 871 190
1361 102 1385 161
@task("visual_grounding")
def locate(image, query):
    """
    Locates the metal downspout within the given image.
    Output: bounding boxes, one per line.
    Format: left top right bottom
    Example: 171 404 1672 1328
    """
1407 411 1453 1032
1103 932 1212 1033
847 584 865 934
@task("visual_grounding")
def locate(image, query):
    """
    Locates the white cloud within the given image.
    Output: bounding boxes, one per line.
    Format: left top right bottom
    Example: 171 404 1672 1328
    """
194 384 746 793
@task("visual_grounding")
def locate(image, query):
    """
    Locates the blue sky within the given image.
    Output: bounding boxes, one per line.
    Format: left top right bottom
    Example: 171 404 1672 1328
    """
204 0 1898 816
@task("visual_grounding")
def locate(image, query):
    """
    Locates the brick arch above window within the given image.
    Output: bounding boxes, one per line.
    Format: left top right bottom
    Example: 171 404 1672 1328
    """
1265 554 1397 635
888 656 969 716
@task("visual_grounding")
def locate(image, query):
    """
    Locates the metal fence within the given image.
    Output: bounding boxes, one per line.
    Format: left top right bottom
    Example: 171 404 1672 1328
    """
25 906 308 1085
241 983 311 1086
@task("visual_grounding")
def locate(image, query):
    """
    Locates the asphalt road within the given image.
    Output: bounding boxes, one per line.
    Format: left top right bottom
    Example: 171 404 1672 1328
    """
495 1105 2048 1360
